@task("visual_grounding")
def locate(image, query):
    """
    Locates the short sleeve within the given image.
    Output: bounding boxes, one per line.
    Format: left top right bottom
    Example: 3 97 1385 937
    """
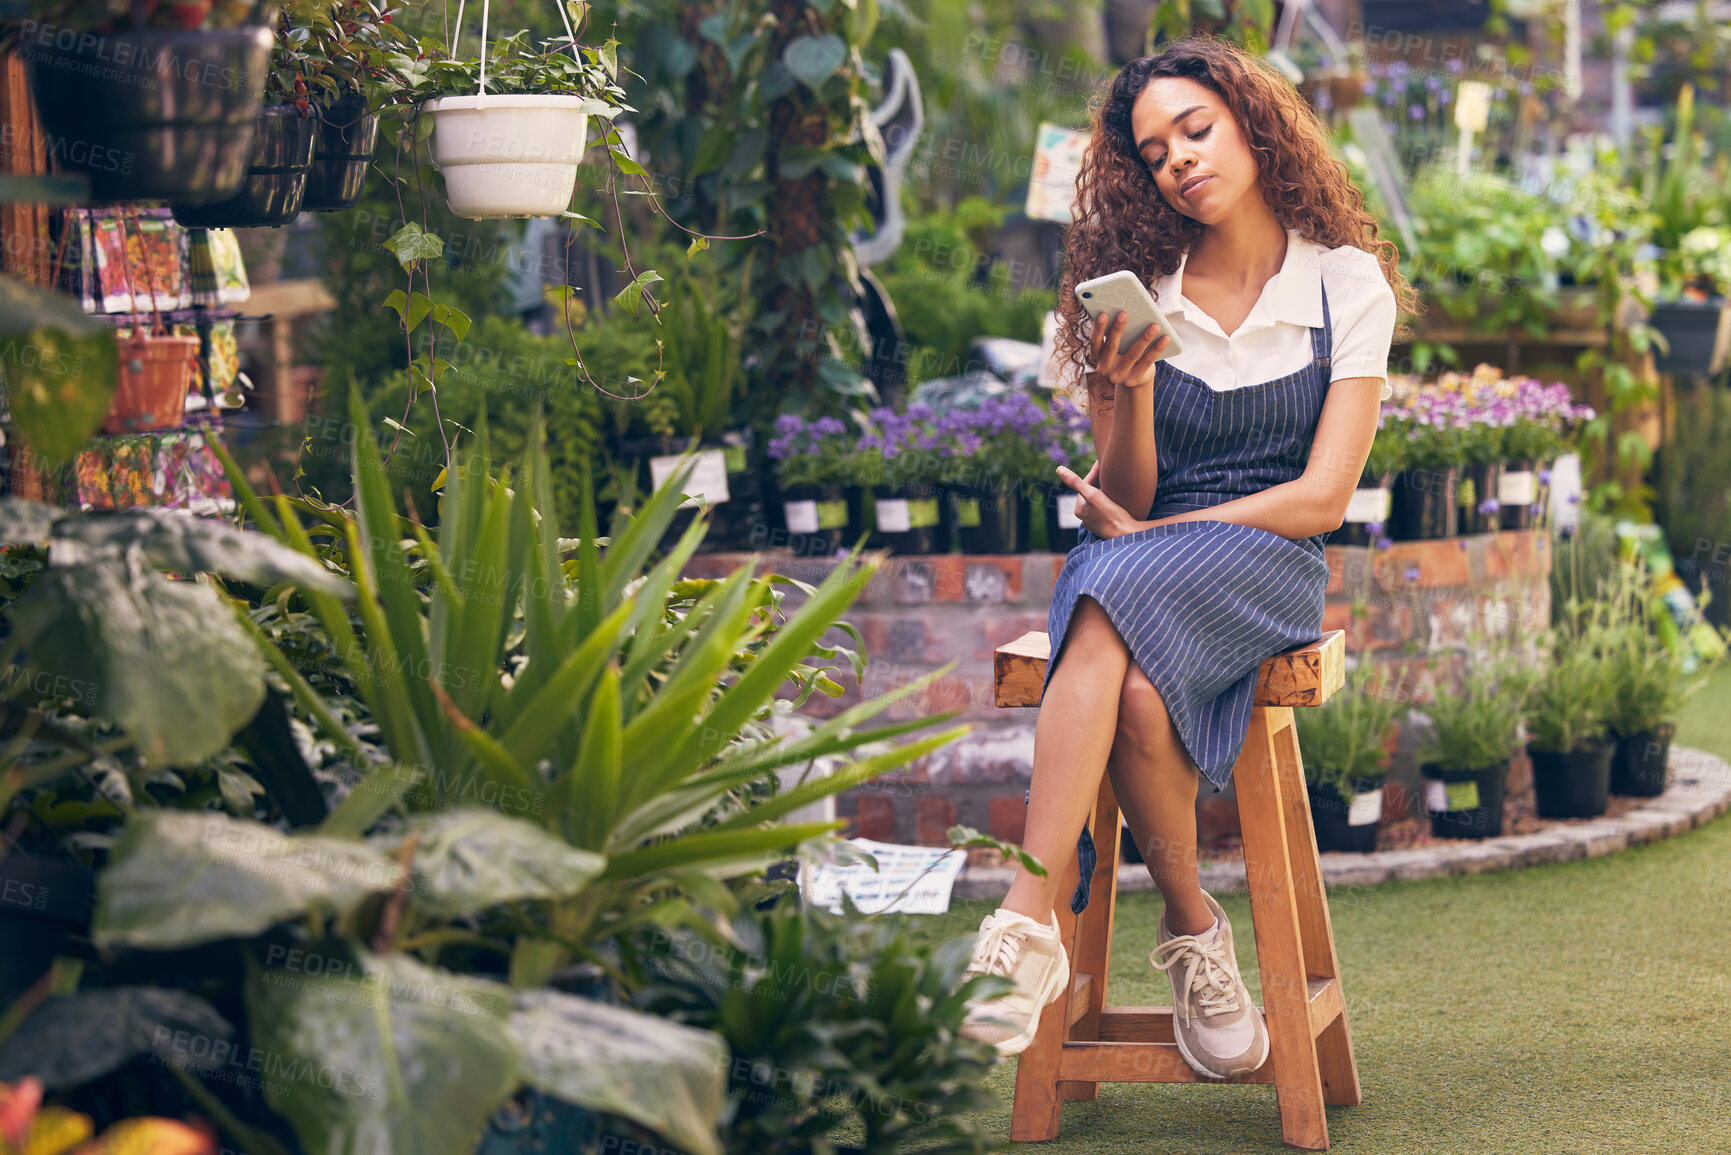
1323 247 1397 383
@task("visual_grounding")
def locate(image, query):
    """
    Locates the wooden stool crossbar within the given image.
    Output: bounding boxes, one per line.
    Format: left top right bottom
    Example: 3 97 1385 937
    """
991 629 1359 1149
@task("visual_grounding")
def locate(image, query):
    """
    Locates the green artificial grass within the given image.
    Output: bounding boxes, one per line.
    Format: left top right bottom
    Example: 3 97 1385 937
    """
895 660 1731 1154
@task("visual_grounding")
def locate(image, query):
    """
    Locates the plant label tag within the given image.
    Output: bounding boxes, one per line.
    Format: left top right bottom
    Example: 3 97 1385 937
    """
1424 779 1448 813
876 498 911 533
1057 492 1082 529
1347 786 1383 826
1446 779 1480 811
1344 486 1391 523
785 499 819 534
816 500 849 529
956 497 981 527
798 838 967 915
650 449 730 506
1499 470 1537 505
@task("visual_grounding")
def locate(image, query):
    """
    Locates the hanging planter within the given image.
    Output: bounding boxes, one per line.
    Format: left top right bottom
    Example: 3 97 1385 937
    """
1649 299 1724 376
25 25 273 204
305 95 381 211
103 334 200 435
172 105 318 229
410 11 616 221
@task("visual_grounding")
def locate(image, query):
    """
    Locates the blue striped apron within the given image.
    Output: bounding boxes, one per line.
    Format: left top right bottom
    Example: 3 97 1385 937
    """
1032 286 1337 914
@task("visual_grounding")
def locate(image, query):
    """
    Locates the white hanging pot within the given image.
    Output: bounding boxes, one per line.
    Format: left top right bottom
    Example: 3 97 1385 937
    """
423 94 589 219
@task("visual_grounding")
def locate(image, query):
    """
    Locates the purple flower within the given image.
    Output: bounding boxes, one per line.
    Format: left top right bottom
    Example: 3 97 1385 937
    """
1366 521 1384 536
1409 104 1426 121
1479 498 1500 515
1376 535 1394 550
1404 565 1422 581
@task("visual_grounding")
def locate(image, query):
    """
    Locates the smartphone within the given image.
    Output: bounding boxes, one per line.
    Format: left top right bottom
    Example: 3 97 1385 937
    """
1075 270 1184 361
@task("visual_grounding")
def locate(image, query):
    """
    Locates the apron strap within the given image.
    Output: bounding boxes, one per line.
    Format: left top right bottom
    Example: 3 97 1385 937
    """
1311 280 1334 370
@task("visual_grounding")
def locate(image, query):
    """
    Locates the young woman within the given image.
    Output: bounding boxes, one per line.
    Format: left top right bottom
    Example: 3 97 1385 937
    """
958 37 1412 1077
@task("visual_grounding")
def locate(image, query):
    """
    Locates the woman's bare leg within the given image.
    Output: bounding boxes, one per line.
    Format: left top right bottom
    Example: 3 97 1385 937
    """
1107 662 1214 936
1000 596 1132 923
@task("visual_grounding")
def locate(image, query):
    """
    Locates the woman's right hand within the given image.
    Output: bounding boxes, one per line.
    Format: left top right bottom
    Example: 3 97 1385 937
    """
1088 310 1171 389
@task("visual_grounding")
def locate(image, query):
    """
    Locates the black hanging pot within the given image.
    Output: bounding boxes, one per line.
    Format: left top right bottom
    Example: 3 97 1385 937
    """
1649 299 1724 376
1040 481 1084 553
870 483 948 555
776 481 864 553
951 483 1031 554
304 91 380 211
1421 760 1507 839
24 25 273 204
1455 461 1502 535
1307 773 1385 853
1497 458 1545 530
1610 723 1674 796
173 104 317 229
1529 737 1614 818
1391 466 1457 540
1334 469 1393 547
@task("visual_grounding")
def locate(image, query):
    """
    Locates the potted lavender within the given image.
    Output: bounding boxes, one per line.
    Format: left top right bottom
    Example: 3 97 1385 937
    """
937 392 1058 554
854 404 951 555
1499 378 1592 530
1334 435 1403 548
767 414 863 552
1036 392 1095 553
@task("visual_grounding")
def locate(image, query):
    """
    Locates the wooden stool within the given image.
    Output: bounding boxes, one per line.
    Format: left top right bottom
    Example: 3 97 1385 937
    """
991 629 1358 1150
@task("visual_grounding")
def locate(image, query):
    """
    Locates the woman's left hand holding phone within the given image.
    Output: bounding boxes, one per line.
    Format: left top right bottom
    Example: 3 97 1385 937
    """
1088 310 1171 389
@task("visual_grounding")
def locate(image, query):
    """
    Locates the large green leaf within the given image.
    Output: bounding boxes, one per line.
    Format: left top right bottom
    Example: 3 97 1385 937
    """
8 562 266 767
782 33 846 91
93 811 403 948
0 273 117 466
246 951 519 1155
371 809 605 919
0 987 230 1090
509 989 726 1155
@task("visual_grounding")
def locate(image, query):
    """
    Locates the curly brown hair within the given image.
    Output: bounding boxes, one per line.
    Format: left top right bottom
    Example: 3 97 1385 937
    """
1054 36 1416 410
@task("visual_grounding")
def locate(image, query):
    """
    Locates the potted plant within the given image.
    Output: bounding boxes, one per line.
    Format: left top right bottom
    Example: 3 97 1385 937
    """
293 0 413 210
170 72 317 228
397 23 625 220
1294 661 1404 853
1334 434 1403 548
1644 85 1727 377
1382 378 1462 541
767 414 863 553
1455 414 1503 536
18 0 275 204
854 404 950 555
937 392 1056 554
1524 609 1615 819
101 235 198 436
1418 650 1530 839
1498 380 1568 531
1039 390 1093 553
1599 562 1717 796
631 275 764 553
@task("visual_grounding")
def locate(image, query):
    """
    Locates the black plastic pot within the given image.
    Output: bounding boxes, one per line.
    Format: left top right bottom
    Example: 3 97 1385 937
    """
1455 462 1502 535
775 482 865 554
1039 482 1084 553
0 856 94 1005
1421 760 1508 839
1610 723 1674 796
870 483 949 555
1334 470 1393 547
1497 458 1545 530
1650 300 1724 376
1529 739 1614 818
625 431 764 555
1307 774 1385 853
173 104 317 228
951 484 1032 554
1391 466 1457 540
304 92 379 211
24 25 273 204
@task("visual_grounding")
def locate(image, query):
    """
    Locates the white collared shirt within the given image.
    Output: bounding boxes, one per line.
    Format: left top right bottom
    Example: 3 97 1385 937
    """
1151 229 1396 390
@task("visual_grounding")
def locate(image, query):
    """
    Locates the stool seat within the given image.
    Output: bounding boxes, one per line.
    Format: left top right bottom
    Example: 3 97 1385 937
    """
991 629 1358 1150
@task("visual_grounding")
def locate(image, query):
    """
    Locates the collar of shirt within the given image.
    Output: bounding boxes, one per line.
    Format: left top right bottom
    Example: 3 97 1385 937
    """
1151 227 1327 340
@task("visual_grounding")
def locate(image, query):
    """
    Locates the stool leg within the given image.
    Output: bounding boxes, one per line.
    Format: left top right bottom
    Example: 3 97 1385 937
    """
1060 774 1121 1102
1271 708 1364 1108
1234 706 1330 1150
1009 821 1085 1142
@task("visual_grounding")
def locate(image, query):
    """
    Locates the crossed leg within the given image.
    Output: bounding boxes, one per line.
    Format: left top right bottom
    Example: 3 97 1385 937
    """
1000 595 1215 937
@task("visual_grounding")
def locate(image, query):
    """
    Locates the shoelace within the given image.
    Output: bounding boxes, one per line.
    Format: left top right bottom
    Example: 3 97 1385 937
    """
1150 931 1242 1018
965 917 1028 979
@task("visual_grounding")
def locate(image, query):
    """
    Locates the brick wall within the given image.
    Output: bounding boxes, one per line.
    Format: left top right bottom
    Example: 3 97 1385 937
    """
683 528 1552 851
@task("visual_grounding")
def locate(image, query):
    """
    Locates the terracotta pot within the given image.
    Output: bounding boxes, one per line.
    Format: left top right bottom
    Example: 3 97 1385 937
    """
103 336 200 435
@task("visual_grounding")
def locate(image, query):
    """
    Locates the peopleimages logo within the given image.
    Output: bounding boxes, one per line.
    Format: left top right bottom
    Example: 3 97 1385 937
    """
18 21 247 91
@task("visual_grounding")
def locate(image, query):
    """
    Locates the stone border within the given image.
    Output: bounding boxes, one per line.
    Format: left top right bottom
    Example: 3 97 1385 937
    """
954 745 1731 899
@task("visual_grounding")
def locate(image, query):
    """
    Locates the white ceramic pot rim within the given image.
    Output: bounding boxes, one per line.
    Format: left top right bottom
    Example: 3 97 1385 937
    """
422 94 588 113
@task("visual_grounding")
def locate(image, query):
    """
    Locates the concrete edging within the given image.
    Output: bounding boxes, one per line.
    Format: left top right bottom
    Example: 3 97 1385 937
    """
953 745 1731 899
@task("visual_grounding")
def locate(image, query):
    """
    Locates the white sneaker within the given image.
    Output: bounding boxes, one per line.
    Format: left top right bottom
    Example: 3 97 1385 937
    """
959 907 1070 1056
1150 890 1269 1079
